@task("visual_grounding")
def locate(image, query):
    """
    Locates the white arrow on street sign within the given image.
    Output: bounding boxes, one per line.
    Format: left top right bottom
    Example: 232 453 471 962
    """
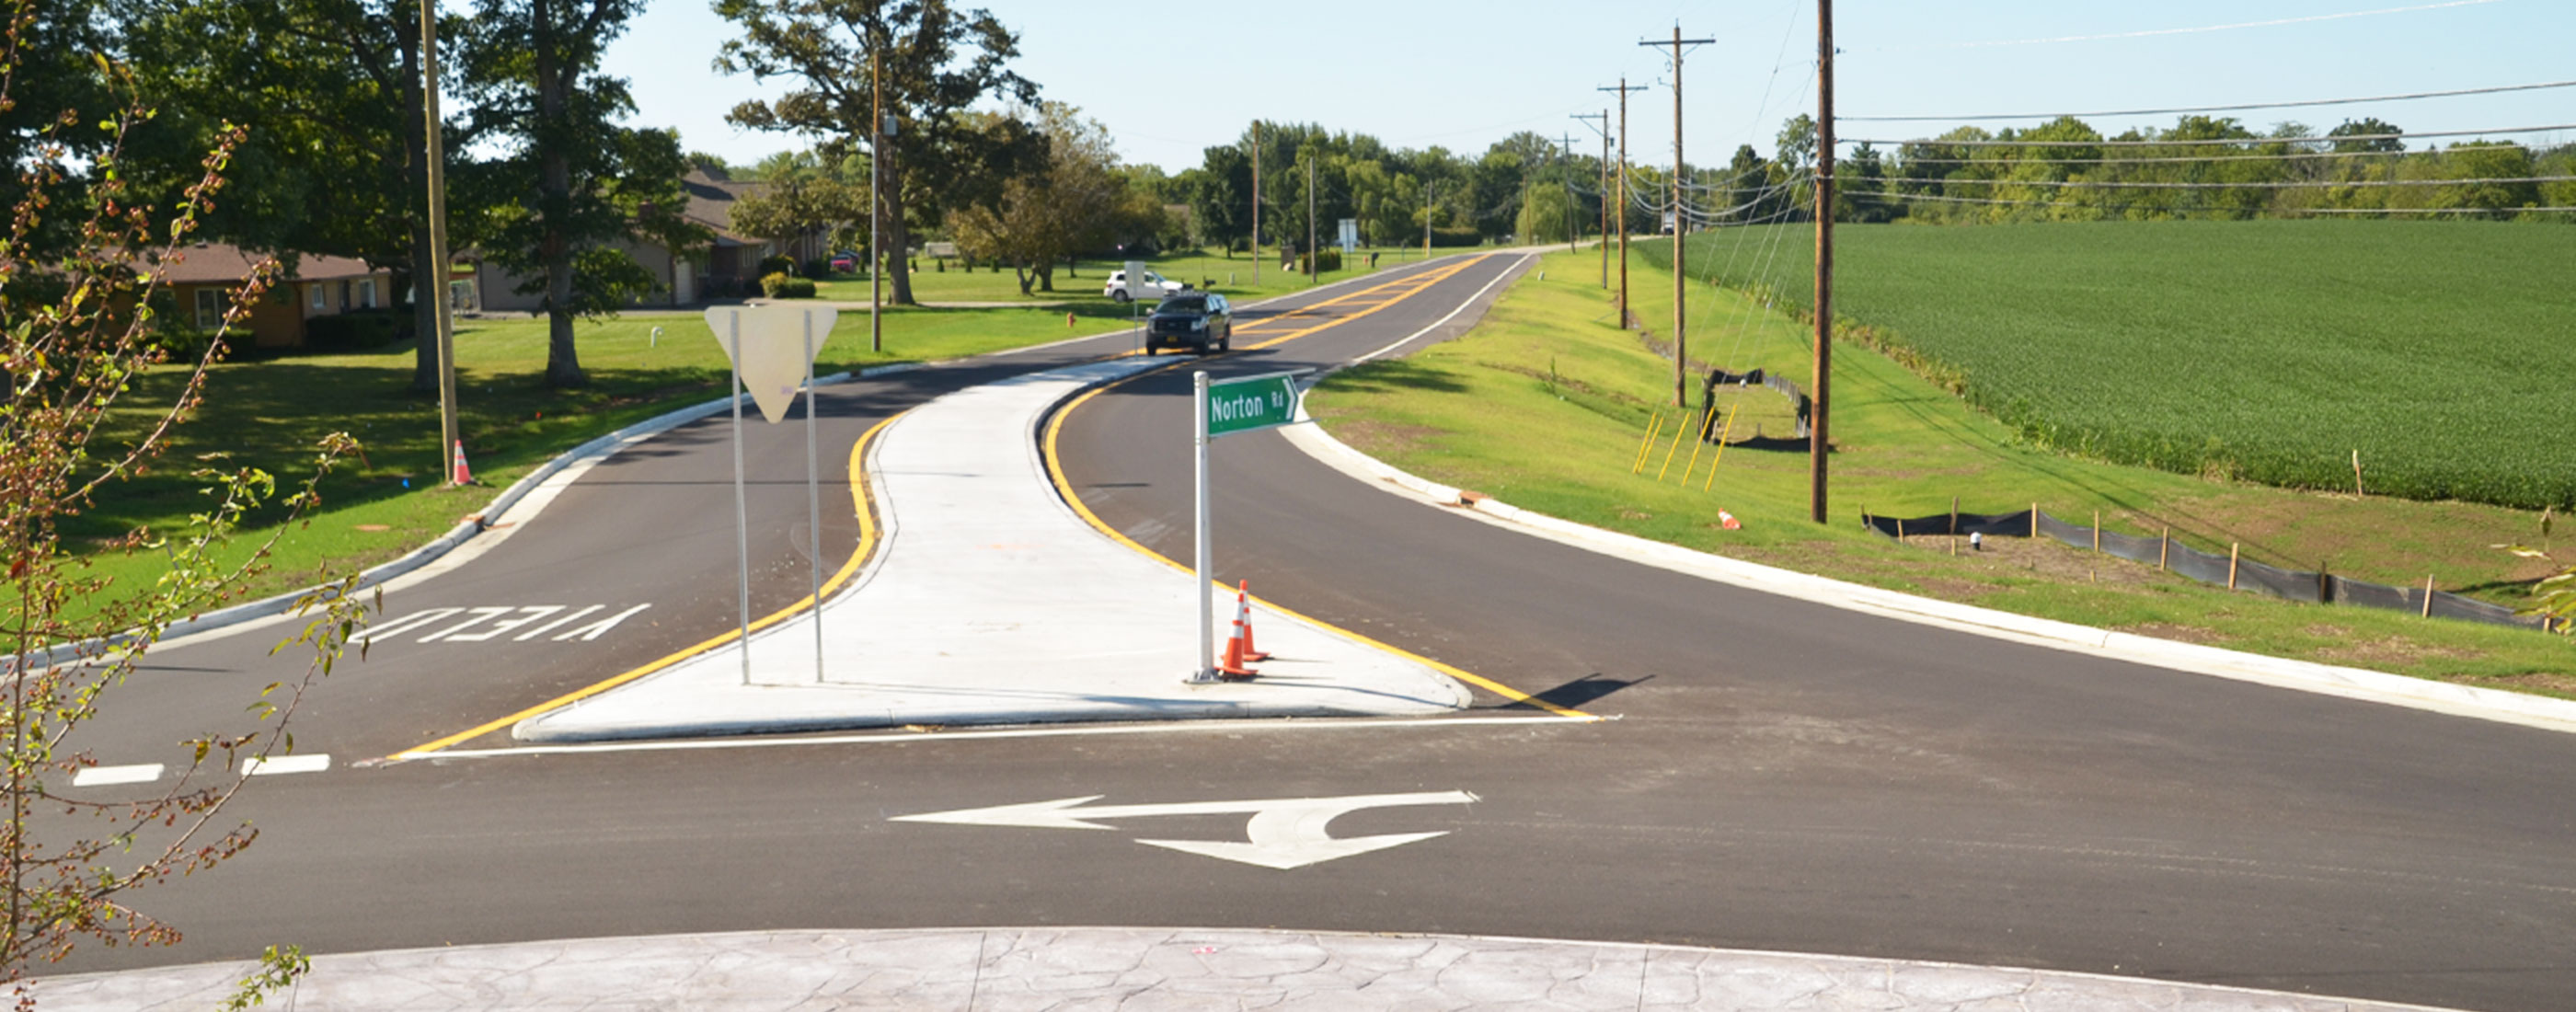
891 790 1477 869
703 304 836 424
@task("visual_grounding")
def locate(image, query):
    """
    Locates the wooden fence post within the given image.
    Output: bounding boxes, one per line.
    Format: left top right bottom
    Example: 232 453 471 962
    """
2227 543 2240 591
2092 511 2101 554
2422 575 2435 617
2159 527 2169 570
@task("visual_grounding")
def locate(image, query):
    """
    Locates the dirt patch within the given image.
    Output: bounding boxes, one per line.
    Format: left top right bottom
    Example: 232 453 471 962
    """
2120 622 2229 647
1325 418 1443 457
1893 533 2168 589
1617 508 1652 521
2455 671 2576 698
1913 576 2006 601
2316 635 2479 666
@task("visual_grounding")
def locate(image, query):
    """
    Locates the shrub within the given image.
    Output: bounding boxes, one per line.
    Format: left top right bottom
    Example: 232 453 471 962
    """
757 253 798 278
760 271 817 299
304 309 406 351
1296 248 1344 274
802 257 834 280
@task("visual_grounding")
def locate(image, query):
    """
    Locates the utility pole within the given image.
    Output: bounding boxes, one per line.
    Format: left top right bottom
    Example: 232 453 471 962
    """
1423 180 1433 259
420 0 459 481
1602 80 1646 328
869 45 883 352
1643 28 1713 408
1811 0 1835 524
1250 125 1261 284
1305 153 1317 284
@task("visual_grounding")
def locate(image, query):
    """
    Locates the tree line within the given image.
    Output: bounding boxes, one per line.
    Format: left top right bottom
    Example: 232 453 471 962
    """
1823 116 2576 224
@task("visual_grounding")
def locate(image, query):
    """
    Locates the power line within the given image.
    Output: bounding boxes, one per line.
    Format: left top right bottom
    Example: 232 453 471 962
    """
1844 189 2576 215
1875 0 2506 52
1840 77 2576 123
1870 173 2576 190
1842 123 2576 148
1880 146 2518 167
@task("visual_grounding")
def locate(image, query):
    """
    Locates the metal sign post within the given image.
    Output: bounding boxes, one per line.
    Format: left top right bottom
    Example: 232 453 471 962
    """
705 305 838 686
1188 370 1304 683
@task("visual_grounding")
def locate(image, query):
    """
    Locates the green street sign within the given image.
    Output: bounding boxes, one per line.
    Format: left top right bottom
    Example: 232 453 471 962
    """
1204 373 1300 437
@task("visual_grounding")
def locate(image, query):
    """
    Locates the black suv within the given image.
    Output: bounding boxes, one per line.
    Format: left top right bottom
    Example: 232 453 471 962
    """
1144 293 1231 355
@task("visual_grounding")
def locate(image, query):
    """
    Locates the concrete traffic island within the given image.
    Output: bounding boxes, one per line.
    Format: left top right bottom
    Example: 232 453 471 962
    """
32 926 2459 1010
513 357 1467 742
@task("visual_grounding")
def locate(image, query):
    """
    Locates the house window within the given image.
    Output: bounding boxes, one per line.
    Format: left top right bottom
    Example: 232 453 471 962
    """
193 289 223 329
357 279 377 308
308 283 326 310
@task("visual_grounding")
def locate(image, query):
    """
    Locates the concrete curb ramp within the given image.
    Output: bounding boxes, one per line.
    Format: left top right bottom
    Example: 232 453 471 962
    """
512 356 1467 742
30 927 2459 1010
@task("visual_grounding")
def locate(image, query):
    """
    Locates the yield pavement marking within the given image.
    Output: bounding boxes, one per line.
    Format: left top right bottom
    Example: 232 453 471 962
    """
388 411 903 761
240 753 331 776
893 790 1478 869
71 764 164 787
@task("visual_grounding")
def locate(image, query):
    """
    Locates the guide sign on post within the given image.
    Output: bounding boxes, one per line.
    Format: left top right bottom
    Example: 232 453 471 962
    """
1190 370 1304 683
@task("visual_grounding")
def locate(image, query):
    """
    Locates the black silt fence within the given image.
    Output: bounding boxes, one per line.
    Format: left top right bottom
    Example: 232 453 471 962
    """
1860 507 2548 632
1703 368 1812 441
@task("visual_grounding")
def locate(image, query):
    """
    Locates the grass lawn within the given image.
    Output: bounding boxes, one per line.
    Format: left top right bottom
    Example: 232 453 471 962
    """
812 246 1457 305
1307 247 2572 696
1650 220 2576 510
58 304 1133 625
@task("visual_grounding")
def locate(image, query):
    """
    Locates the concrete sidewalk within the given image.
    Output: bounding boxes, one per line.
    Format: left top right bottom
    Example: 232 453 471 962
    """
32 927 2459 1010
512 356 1468 742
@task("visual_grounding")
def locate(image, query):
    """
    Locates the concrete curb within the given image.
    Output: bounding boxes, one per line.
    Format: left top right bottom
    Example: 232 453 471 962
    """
27 926 2466 1011
16 253 1491 673
1280 409 2576 736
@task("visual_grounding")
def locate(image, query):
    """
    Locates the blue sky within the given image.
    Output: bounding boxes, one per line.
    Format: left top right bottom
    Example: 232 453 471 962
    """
602 0 2572 173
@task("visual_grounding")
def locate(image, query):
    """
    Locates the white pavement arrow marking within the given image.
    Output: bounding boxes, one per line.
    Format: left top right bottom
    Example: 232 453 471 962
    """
891 790 1478 869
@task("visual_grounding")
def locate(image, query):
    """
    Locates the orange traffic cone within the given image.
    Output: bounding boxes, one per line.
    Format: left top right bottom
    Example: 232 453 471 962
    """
1717 509 1741 530
1216 592 1261 680
1234 581 1271 661
451 440 474 486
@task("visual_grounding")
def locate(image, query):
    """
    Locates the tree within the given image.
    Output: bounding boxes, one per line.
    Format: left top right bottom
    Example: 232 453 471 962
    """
117 0 480 396
715 0 1040 307
729 170 863 264
2 6 364 984
948 104 1124 295
2329 117 2406 155
456 0 692 388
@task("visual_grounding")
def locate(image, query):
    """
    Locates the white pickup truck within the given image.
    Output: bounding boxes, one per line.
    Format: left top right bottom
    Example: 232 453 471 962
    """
1103 261 1188 303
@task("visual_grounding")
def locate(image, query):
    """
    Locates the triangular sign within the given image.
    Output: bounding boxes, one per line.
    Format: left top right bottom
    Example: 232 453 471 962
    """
703 305 837 424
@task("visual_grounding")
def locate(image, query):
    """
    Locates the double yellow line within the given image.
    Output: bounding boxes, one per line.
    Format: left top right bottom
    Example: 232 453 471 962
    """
1042 256 1597 720
393 254 1590 758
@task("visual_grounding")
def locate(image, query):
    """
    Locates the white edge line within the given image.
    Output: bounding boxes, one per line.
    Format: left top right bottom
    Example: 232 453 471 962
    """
1279 321 2576 737
1349 253 1536 366
395 714 1604 763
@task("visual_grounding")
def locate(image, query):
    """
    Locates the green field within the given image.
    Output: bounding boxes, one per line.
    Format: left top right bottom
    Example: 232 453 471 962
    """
1308 248 2570 694
1645 220 2576 510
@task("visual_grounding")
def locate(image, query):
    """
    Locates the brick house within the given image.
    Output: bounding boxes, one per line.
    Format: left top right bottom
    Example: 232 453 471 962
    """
472 167 780 312
159 243 397 349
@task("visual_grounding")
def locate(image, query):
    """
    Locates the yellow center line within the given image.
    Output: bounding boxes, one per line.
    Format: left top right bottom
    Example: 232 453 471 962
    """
1041 256 1600 720
388 410 907 761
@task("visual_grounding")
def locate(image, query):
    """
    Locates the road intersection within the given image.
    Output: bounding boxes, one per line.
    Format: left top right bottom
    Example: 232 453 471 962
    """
36 254 2576 1011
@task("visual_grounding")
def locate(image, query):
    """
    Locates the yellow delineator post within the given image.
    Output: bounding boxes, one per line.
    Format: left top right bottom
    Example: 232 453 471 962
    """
1676 403 1716 485
1702 403 1739 491
1631 412 1664 474
1653 402 1693 480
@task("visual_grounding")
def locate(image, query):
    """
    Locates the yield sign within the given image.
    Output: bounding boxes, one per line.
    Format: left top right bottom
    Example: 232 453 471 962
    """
704 305 836 423
892 790 1478 869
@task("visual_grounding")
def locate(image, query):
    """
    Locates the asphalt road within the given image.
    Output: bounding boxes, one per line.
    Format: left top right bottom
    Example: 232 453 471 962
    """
51 253 2576 1012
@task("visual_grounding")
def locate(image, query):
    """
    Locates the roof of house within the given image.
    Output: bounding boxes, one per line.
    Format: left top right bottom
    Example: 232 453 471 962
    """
681 168 769 246
155 244 381 285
